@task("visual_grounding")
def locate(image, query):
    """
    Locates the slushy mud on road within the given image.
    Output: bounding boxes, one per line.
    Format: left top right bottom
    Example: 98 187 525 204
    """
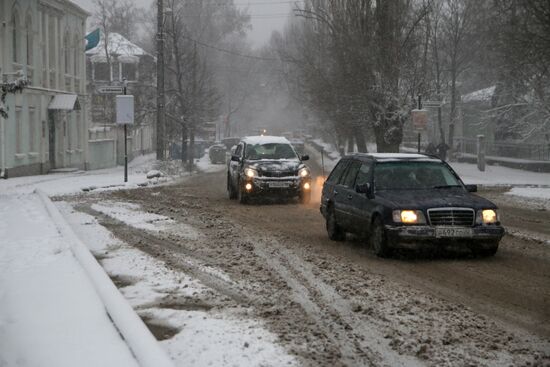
65 168 550 366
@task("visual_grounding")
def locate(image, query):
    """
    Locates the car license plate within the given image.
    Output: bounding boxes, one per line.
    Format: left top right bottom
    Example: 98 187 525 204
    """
269 181 291 188
435 227 473 238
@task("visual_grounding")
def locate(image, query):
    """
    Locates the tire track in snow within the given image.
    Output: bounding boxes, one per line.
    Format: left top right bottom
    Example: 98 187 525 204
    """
78 204 249 304
252 235 425 367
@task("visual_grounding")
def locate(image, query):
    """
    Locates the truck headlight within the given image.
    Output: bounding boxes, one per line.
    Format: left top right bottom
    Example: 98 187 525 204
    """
244 168 258 178
477 209 498 224
298 168 310 178
392 210 426 224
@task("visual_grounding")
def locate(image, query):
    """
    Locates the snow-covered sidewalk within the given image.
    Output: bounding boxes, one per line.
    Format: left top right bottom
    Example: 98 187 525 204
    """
0 192 139 367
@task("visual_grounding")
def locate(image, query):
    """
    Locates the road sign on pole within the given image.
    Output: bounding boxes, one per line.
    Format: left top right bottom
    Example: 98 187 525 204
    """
116 91 133 183
97 86 124 94
412 109 428 131
116 95 134 125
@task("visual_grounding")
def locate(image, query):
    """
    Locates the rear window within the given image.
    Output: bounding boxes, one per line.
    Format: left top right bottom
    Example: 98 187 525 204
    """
374 161 461 190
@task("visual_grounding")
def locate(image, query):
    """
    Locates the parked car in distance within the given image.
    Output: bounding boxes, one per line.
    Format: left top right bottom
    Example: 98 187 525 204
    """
320 153 505 257
222 137 241 151
209 144 227 164
227 136 312 204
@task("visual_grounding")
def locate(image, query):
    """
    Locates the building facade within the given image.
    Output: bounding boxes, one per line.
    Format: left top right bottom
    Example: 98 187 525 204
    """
0 0 89 178
86 32 156 166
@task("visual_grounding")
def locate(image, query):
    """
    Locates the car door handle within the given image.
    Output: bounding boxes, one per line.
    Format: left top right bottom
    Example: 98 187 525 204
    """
334 190 338 195
347 194 353 200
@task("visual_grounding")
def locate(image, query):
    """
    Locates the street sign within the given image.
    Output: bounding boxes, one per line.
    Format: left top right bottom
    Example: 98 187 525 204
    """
116 95 134 125
412 109 428 130
97 86 124 94
423 100 442 108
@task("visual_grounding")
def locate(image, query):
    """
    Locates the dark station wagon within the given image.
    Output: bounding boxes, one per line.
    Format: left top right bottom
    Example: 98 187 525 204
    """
320 153 505 257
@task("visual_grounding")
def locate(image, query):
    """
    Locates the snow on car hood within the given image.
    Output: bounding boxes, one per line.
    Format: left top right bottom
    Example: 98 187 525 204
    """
246 160 304 175
375 188 497 210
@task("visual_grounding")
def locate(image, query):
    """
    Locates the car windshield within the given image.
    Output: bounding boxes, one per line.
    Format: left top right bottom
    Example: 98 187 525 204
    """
245 143 298 160
374 161 462 190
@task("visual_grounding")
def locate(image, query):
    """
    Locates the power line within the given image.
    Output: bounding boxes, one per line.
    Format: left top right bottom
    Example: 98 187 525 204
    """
181 35 280 61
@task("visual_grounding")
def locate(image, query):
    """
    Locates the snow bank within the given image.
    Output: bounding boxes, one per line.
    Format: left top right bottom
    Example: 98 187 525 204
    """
450 162 550 186
0 154 157 196
0 193 139 367
37 190 174 367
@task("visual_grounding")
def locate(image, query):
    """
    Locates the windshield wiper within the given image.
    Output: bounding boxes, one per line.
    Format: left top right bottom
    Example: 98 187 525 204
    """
433 185 461 189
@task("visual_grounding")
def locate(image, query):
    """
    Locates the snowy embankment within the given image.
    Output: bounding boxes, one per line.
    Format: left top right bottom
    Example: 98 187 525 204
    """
0 193 142 367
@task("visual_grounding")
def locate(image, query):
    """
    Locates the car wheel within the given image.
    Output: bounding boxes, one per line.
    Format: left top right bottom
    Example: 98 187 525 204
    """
299 190 311 204
237 181 248 204
228 175 237 200
473 242 499 257
326 207 345 241
371 216 391 258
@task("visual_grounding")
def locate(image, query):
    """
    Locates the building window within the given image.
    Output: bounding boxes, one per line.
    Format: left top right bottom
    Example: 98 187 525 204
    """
121 62 137 81
94 62 110 81
26 14 33 66
112 62 120 81
29 107 36 152
64 33 70 74
16 110 23 153
12 13 19 63
48 18 55 69
74 36 80 76
76 112 82 149
67 113 72 150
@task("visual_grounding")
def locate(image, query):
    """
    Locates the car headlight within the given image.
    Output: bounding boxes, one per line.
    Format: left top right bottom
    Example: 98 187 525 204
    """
477 209 498 224
298 167 310 178
244 168 258 178
392 210 426 224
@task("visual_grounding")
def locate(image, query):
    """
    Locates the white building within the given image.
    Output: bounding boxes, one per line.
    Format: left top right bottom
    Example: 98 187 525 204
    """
0 0 89 178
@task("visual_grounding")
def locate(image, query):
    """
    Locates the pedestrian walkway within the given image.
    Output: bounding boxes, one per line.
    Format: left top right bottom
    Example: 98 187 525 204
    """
0 192 139 367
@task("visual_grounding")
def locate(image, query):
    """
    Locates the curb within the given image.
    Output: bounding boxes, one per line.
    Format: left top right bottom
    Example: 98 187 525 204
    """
36 189 174 367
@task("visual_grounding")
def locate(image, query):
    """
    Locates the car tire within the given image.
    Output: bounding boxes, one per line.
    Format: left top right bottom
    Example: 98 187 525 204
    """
237 181 248 204
326 207 345 241
228 175 237 200
299 190 311 204
473 242 499 257
371 216 391 258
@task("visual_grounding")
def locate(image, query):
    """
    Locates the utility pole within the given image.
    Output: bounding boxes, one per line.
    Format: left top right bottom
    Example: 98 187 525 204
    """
188 41 197 171
417 95 422 153
123 79 128 182
156 0 165 160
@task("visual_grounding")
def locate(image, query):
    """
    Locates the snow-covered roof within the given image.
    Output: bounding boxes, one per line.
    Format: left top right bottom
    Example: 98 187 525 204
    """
369 153 428 159
351 153 441 162
242 136 291 145
462 86 496 103
86 32 149 58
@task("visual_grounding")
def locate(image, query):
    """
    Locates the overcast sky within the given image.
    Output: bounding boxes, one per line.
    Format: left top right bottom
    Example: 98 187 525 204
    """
73 0 293 48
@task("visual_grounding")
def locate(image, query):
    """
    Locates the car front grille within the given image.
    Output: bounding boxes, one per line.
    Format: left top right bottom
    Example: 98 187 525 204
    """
428 208 475 226
261 170 295 177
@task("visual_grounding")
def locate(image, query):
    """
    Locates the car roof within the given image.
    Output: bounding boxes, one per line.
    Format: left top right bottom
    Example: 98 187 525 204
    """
241 135 291 145
345 152 442 163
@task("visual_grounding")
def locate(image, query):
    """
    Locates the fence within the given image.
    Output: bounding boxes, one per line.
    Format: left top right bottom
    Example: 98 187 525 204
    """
87 124 154 169
455 137 550 161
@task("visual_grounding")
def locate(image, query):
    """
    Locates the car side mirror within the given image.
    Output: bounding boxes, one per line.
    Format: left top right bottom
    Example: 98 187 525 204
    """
301 155 310 161
465 184 477 193
356 183 374 198
231 155 241 162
